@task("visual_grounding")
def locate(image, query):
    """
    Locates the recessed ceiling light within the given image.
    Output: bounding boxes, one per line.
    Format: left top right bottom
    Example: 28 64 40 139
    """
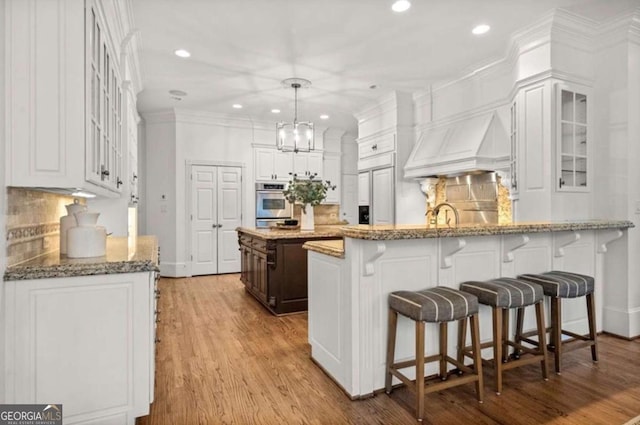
472 24 491 35
169 90 187 96
391 0 411 13
174 49 191 58
320 114 330 120
232 104 243 109
271 109 281 114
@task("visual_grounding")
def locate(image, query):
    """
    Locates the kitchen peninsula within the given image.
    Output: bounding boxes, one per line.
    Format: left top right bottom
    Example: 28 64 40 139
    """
3 236 159 425
237 226 343 315
303 220 634 399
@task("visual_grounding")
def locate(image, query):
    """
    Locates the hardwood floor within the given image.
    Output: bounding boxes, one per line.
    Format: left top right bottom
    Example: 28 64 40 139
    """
137 274 640 425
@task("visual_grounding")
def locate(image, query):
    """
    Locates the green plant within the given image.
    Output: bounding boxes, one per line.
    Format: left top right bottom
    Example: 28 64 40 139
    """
283 173 336 213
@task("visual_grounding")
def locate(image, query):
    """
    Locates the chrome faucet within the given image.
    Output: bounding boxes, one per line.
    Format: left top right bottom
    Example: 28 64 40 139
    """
432 202 460 228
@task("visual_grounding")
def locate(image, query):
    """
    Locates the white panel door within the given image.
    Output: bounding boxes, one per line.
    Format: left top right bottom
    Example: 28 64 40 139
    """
372 167 394 224
217 167 242 274
341 174 358 225
358 172 370 206
191 165 218 276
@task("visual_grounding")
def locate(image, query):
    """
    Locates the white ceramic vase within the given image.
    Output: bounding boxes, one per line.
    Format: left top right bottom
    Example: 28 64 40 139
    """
300 204 315 231
59 200 87 254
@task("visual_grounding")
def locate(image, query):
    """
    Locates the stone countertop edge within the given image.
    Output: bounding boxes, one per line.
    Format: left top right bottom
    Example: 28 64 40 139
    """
4 235 160 281
339 220 635 241
236 225 345 240
303 239 345 258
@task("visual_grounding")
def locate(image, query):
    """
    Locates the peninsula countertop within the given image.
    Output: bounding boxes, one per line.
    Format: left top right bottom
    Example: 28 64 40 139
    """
4 235 159 281
339 220 635 240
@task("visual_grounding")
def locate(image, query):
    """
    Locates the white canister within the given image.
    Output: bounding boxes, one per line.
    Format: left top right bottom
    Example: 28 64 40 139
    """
60 200 87 254
66 226 107 258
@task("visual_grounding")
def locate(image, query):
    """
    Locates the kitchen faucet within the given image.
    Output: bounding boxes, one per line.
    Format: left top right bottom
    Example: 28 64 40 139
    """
428 202 460 228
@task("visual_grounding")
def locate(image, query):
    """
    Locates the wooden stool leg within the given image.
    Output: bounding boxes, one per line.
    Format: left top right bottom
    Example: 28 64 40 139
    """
514 306 525 358
493 307 503 395
586 293 599 362
457 317 467 365
440 322 448 380
535 301 549 381
469 313 484 403
385 309 398 394
502 308 510 363
416 320 425 422
551 297 562 373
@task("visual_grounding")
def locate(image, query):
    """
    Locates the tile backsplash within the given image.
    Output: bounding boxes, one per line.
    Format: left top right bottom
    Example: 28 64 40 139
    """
6 188 83 266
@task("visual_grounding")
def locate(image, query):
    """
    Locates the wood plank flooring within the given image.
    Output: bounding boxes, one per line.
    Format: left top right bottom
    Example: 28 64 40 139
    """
137 274 640 425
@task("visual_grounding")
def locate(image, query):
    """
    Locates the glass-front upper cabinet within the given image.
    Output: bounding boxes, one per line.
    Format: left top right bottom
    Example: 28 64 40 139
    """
557 84 590 191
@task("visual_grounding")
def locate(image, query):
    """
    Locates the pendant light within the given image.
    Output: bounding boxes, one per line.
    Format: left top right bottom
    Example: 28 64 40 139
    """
276 78 314 153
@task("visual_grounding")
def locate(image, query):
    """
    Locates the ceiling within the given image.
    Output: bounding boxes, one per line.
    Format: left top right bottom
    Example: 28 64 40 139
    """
132 0 640 133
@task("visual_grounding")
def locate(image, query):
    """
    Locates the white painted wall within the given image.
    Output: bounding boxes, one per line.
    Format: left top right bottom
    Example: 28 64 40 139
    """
0 0 6 404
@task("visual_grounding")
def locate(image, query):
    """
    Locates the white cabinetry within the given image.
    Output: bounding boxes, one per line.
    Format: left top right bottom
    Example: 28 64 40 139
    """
372 167 395 224
5 0 126 197
293 152 323 178
254 148 293 181
4 271 157 425
556 83 591 191
358 134 395 160
358 172 370 206
322 154 340 204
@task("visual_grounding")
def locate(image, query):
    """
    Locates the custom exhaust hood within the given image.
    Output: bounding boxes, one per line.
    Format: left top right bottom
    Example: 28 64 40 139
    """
404 111 510 178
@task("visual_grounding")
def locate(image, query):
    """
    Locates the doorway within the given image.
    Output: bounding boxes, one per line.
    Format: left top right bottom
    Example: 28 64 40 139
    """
190 165 242 275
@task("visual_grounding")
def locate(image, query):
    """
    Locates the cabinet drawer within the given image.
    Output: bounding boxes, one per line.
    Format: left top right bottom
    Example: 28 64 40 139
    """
359 135 395 159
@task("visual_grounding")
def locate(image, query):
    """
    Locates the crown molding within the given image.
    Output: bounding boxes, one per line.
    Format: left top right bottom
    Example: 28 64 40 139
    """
353 90 412 122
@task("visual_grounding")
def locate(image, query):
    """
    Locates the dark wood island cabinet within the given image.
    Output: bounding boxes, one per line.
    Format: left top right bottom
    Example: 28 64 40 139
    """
237 227 343 315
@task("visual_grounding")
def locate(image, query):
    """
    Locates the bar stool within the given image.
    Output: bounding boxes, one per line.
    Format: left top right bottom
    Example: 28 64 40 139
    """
386 286 483 422
517 271 597 373
459 278 548 395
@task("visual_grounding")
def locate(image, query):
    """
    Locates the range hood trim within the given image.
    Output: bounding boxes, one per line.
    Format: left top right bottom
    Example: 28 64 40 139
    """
403 111 510 178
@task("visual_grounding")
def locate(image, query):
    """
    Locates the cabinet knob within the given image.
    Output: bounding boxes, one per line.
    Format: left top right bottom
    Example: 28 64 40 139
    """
116 178 123 188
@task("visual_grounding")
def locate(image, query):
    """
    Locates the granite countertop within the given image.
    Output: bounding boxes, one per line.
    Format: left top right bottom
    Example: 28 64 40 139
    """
339 220 635 241
236 225 345 240
303 239 345 258
4 235 160 281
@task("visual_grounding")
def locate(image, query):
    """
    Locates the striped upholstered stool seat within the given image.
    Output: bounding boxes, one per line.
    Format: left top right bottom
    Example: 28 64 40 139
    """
389 286 478 322
458 278 548 394
518 271 598 373
518 271 594 298
386 287 483 421
459 277 543 308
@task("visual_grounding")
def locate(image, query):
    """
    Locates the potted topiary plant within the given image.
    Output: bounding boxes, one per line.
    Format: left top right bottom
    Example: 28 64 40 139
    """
283 173 336 231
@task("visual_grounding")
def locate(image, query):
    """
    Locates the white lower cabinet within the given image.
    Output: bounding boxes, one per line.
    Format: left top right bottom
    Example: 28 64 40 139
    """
4 272 156 425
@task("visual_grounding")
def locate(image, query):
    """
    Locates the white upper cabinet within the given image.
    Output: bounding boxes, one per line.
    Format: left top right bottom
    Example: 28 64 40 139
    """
322 154 340 204
556 83 591 192
293 152 323 179
358 134 395 160
5 0 128 197
254 148 293 181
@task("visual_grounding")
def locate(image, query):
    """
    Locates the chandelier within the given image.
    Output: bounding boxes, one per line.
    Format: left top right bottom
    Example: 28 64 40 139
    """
276 78 314 153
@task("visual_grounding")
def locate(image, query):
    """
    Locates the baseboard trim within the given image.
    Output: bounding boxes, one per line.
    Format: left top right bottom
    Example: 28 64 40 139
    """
159 262 187 278
603 306 640 339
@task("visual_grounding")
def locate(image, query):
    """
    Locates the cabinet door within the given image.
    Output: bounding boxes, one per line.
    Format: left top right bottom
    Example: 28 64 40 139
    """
254 148 276 180
308 152 324 178
292 153 309 177
86 0 123 193
557 84 590 191
372 167 394 224
253 251 269 303
273 151 293 181
323 155 340 204
4 273 152 422
358 172 370 206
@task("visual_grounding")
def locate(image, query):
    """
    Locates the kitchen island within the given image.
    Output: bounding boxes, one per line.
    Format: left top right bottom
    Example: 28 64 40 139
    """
3 236 159 425
303 220 634 399
236 226 343 315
